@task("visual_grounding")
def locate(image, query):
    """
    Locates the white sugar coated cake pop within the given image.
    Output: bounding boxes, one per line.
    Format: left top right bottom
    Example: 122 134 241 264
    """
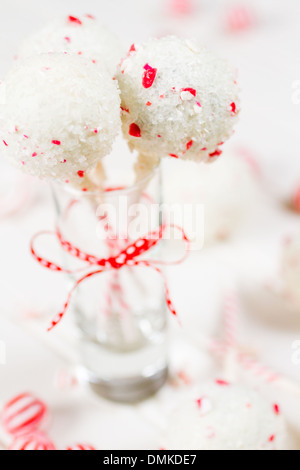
163 148 259 244
281 235 300 306
0 53 120 185
18 15 122 76
165 381 288 450
116 36 240 162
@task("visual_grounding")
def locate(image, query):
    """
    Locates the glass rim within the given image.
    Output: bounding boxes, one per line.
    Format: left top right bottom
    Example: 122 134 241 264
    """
53 161 160 198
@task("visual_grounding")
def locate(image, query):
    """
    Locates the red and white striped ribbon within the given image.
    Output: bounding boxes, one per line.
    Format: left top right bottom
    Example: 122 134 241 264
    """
31 224 190 331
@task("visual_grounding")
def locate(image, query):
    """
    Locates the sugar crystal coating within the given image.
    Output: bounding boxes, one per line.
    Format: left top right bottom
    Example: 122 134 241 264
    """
116 36 240 162
18 15 123 75
165 382 288 450
0 53 121 184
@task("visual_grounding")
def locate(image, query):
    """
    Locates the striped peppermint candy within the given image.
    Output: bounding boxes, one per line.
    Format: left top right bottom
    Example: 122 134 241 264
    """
2 393 48 435
66 443 95 450
9 431 55 450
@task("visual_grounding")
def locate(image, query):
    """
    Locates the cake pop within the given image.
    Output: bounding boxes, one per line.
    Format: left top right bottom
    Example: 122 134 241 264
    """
163 148 259 244
116 36 239 163
0 53 120 186
18 15 122 76
165 381 288 450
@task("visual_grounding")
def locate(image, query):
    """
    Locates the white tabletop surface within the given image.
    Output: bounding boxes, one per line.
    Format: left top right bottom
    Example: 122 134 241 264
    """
0 0 300 450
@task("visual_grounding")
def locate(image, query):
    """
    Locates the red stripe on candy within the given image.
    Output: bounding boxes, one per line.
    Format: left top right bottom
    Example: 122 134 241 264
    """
2 393 47 435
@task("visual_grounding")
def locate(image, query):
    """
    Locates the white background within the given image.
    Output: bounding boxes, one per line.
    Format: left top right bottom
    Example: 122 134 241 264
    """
0 0 300 450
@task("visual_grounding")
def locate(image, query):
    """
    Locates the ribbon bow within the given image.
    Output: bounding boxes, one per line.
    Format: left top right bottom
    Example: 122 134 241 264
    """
31 224 190 331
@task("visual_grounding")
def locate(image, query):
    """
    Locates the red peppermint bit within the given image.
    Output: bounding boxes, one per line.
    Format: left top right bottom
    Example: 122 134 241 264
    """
121 106 129 113
94 129 98 134
196 101 201 107
23 135 29 139
77 51 82 55
273 404 280 415
129 123 141 138
181 87 196 97
142 65 157 89
15 126 18 132
269 435 275 442
169 154 179 158
52 140 61 146
129 44 136 53
3 140 8 146
64 36 71 43
186 140 193 151
85 14 95 19
209 149 223 158
146 101 152 106
201 147 207 151
218 141 224 146
215 379 230 386
68 16 82 25
92 59 96 64
157 135 161 138
32 152 37 157
196 398 202 408
230 102 237 114
160 94 165 99
77 170 85 178
82 188 87 192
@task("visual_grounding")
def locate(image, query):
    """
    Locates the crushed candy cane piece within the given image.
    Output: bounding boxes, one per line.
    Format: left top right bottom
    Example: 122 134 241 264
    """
68 16 82 25
142 65 157 89
129 123 141 137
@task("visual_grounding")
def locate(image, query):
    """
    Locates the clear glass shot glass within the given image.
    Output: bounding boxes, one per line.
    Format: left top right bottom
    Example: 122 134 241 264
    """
52 163 168 403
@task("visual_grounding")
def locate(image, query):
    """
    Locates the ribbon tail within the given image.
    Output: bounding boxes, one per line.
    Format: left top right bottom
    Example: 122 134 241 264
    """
47 268 105 331
135 261 178 319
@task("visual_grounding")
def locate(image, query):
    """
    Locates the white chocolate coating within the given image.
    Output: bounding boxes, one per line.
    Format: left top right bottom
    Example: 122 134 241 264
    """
18 15 122 76
163 149 258 244
165 381 288 450
116 36 240 162
0 53 121 185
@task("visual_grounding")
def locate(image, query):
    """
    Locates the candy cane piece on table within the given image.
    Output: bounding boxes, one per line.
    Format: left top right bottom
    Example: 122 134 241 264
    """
9 431 55 450
66 443 95 450
225 5 255 32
